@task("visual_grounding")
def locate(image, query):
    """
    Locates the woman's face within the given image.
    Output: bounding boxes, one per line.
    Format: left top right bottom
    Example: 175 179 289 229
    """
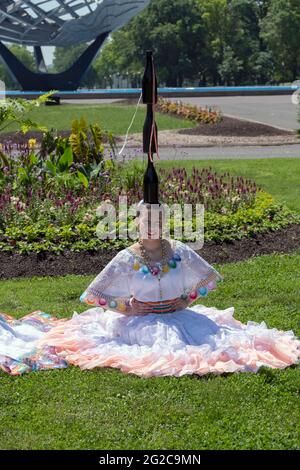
137 204 164 240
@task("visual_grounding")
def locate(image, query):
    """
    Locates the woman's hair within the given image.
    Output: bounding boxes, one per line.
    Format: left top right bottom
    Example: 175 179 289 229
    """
135 201 164 219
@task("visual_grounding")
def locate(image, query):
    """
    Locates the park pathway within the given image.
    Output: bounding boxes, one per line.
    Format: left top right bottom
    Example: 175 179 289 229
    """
117 144 300 160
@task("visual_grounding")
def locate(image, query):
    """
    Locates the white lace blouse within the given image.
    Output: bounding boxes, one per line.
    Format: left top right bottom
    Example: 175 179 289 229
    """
80 239 223 313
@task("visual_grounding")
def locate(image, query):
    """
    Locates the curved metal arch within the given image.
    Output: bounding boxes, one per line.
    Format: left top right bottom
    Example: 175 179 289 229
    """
0 1 150 46
0 0 150 91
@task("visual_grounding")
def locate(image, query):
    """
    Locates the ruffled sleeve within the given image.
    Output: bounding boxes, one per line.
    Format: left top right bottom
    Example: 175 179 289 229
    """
79 249 133 312
174 240 224 300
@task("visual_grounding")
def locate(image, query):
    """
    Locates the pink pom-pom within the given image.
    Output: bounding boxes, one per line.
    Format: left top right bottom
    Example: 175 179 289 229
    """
152 267 160 276
189 291 198 300
207 280 216 291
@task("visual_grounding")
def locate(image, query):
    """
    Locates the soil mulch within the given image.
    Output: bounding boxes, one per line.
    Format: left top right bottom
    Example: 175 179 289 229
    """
0 224 299 280
177 115 295 137
0 129 121 145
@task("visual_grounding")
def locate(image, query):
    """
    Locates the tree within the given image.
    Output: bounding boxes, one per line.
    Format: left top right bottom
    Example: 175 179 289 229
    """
252 50 275 84
52 43 98 88
260 0 300 82
132 0 207 86
95 0 208 87
198 0 269 85
199 0 232 85
93 33 138 88
218 46 243 85
0 45 35 90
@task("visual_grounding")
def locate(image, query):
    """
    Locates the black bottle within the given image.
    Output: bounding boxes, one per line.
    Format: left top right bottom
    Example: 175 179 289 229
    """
143 156 159 204
143 104 158 154
142 50 158 104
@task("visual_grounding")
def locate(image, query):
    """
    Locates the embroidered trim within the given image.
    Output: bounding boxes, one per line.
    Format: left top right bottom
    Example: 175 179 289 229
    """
82 250 133 299
175 239 225 283
182 270 223 301
80 290 131 313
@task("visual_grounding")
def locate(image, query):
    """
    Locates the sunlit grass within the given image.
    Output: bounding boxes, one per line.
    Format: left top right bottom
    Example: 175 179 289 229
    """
0 250 299 450
0 103 197 135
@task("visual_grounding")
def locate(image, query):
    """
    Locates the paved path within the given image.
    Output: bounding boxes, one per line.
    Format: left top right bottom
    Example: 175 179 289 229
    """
169 95 299 131
119 144 300 160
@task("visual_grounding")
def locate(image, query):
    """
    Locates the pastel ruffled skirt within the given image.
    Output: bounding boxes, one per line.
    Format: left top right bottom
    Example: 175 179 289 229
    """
1 305 299 377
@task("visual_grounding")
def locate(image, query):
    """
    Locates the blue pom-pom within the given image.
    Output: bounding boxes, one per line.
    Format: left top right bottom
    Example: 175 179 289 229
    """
140 265 150 274
198 286 208 296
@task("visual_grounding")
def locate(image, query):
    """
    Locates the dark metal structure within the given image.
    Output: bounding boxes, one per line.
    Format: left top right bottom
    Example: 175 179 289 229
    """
0 0 150 91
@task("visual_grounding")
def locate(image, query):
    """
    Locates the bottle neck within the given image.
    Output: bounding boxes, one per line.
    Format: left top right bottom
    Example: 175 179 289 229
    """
146 154 156 167
146 51 153 64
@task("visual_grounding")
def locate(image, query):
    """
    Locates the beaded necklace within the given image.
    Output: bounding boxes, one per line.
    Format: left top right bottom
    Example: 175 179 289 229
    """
139 238 168 271
131 238 182 278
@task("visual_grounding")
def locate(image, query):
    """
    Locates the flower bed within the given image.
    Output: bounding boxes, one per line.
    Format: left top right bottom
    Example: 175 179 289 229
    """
0 191 297 254
0 154 298 253
156 97 222 124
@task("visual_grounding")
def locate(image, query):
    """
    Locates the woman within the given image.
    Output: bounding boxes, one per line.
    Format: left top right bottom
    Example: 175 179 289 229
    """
1 201 299 377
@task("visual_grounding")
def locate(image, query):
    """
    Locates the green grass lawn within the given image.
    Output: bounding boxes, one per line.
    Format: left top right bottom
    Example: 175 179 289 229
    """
1 104 196 135
0 250 299 450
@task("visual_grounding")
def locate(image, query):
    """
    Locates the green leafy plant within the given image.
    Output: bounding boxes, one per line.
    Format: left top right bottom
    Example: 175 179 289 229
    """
0 90 57 133
69 117 115 165
0 148 9 169
39 128 70 159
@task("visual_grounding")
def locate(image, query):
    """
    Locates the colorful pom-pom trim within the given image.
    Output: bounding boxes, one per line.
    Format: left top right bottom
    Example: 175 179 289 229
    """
80 291 131 313
133 251 182 277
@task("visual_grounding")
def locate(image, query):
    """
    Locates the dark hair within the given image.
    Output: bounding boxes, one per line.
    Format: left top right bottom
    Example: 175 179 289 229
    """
135 202 163 219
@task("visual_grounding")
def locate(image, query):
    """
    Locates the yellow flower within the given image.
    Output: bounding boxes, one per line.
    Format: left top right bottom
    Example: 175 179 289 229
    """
0 143 3 150
28 138 37 149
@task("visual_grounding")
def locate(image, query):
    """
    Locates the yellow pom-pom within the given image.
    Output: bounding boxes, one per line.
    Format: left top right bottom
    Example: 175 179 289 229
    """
133 262 140 270
118 303 126 312
162 265 170 273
